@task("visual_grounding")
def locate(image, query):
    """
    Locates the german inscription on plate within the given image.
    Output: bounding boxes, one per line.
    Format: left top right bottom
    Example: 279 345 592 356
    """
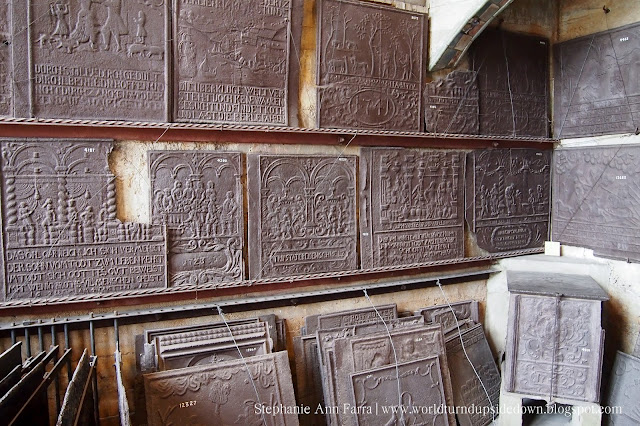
554 23 640 138
0 139 166 302
472 30 549 137
248 154 357 279
317 0 425 131
23 0 167 121
360 148 464 268
467 149 551 253
424 70 479 134
553 145 640 261
149 151 243 286
0 0 10 116
174 0 290 125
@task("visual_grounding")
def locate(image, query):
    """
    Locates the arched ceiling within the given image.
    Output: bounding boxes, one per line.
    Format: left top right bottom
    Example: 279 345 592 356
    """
429 0 515 70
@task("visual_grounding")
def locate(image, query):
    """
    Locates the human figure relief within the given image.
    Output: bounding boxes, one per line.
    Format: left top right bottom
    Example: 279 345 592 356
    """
100 0 128 52
41 198 57 244
51 0 70 39
221 191 238 234
17 202 37 245
134 10 147 44
80 205 95 243
70 0 99 50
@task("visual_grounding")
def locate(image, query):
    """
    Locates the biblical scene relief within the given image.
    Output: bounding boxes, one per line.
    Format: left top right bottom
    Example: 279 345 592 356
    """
30 0 166 120
175 0 290 124
468 149 551 253
248 155 357 279
317 0 424 131
0 140 166 301
149 151 243 286
360 148 464 268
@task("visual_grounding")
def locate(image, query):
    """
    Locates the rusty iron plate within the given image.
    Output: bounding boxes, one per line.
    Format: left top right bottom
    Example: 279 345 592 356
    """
0 365 21 396
445 324 500 426
467 149 551 253
247 154 358 279
606 351 640 425
307 304 397 335
424 70 479 134
334 325 455 426
505 292 605 403
554 23 640 138
471 29 549 137
16 0 167 121
57 350 97 426
316 0 425 131
149 151 243 285
415 300 479 336
0 342 21 381
0 139 167 302
316 315 424 425
0 0 10 117
360 148 465 268
553 145 640 261
144 351 299 426
293 335 325 426
350 356 450 426
156 321 272 371
174 0 291 125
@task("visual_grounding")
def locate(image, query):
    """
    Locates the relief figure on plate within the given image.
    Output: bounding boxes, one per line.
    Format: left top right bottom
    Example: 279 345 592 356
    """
150 151 244 286
317 0 424 131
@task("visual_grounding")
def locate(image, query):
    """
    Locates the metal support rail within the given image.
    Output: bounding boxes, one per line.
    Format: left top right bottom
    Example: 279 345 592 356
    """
0 268 497 332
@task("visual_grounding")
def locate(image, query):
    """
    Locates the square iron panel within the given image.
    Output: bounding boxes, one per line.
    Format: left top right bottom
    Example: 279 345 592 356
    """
471 29 549 137
333 325 456 426
445 324 500 426
424 70 479 134
350 356 450 426
315 315 424 424
144 351 299 426
16 0 168 121
149 151 244 285
316 0 425 131
606 351 640 425
505 293 605 403
247 154 358 279
174 0 291 125
553 145 640 262
554 23 640 138
360 148 465 268
466 149 551 253
0 139 167 302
